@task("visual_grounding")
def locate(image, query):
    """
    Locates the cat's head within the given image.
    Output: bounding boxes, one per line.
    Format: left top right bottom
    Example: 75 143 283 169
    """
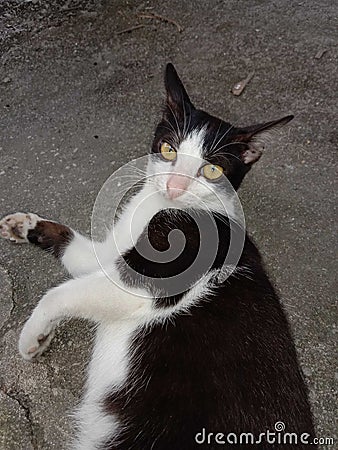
147 63 293 213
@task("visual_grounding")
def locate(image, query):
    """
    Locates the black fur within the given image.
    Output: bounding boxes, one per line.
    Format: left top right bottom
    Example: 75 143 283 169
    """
117 209 242 306
27 220 73 258
103 64 316 449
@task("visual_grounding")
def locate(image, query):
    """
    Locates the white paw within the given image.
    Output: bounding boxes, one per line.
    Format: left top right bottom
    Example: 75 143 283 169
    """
0 212 40 243
19 316 55 361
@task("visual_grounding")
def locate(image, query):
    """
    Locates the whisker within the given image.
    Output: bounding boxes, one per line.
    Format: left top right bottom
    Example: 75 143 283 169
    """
160 119 180 147
212 124 235 153
212 142 250 163
158 125 177 136
181 92 188 138
121 168 149 177
209 119 223 153
115 171 147 179
167 103 181 139
113 173 147 180
161 118 177 135
186 103 192 138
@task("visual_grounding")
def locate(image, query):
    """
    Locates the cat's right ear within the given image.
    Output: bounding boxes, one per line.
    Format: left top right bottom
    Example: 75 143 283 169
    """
164 63 195 114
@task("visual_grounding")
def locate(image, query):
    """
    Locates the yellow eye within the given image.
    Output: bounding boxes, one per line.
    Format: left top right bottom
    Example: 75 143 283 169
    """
160 142 177 161
202 164 223 180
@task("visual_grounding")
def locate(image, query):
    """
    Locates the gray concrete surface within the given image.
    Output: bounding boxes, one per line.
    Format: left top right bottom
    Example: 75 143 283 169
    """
0 0 337 448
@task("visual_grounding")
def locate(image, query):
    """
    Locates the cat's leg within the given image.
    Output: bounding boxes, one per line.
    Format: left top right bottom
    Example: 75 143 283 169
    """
18 271 150 361
0 185 163 276
0 212 107 276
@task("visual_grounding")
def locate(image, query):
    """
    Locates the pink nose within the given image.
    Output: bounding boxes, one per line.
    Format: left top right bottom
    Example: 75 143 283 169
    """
166 174 190 199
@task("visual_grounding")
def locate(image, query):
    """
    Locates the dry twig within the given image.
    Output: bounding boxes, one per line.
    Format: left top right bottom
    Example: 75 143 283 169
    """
138 12 183 32
231 72 255 96
314 49 327 59
116 24 144 35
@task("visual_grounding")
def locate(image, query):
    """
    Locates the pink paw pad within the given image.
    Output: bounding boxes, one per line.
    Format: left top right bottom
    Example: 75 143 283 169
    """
0 212 40 243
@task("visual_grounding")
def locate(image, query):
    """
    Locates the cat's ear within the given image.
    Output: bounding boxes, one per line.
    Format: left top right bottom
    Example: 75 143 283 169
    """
235 115 294 164
164 63 195 113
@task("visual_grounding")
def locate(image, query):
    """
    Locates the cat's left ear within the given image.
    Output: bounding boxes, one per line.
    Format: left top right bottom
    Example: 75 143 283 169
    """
164 63 195 113
235 115 294 164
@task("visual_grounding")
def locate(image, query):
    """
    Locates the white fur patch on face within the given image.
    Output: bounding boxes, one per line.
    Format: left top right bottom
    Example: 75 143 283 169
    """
147 128 236 217
178 128 206 159
149 129 207 202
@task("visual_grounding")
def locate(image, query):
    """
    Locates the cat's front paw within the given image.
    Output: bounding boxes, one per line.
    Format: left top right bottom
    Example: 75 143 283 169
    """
19 316 55 361
0 212 40 243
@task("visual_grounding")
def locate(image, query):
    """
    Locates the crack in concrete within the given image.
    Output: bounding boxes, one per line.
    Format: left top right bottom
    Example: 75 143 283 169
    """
1 387 38 450
9 273 17 317
0 267 17 339
0 266 16 337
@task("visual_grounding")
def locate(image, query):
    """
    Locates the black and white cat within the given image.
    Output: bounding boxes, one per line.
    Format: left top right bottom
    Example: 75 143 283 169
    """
0 64 316 449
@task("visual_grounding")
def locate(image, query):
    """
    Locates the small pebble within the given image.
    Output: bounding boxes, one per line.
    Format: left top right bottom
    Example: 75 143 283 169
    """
303 367 312 377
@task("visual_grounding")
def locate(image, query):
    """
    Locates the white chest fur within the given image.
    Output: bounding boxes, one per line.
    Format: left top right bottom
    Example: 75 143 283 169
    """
74 319 141 450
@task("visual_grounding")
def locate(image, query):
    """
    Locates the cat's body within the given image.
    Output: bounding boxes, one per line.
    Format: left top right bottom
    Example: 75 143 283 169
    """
0 64 316 449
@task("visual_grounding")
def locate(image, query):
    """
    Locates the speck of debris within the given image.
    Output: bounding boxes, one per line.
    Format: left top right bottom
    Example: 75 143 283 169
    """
231 72 255 96
303 367 312 377
314 49 327 59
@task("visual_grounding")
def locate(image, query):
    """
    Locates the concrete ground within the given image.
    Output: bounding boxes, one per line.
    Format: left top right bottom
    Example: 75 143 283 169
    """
0 0 336 448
